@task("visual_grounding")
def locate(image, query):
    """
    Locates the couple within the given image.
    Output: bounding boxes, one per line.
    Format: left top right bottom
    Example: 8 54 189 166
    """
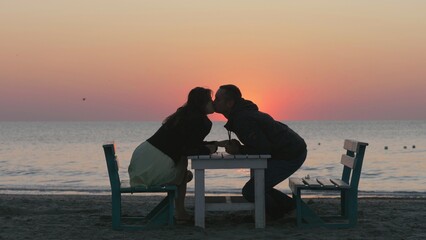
128 84 307 223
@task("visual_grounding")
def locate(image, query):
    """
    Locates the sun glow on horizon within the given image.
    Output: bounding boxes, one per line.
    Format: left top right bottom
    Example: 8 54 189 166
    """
1 1 425 121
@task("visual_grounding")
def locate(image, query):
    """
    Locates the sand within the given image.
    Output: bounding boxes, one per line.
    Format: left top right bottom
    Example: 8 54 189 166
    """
0 194 425 240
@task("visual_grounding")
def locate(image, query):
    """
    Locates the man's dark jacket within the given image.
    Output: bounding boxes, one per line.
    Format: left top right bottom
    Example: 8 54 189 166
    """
224 99 307 161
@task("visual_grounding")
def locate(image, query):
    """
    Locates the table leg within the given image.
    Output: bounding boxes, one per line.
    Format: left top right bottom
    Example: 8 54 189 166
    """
194 169 205 228
254 168 265 228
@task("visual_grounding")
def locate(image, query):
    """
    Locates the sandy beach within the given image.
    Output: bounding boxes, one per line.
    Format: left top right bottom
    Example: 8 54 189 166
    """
0 194 425 240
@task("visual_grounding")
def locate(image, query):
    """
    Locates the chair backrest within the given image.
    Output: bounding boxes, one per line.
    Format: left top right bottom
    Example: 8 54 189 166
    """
340 139 369 190
103 143 121 193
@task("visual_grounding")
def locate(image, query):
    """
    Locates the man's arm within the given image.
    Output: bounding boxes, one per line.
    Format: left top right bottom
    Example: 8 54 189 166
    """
232 118 272 154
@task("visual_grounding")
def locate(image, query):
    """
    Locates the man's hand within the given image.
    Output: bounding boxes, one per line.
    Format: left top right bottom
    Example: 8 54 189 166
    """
205 144 218 154
225 139 241 154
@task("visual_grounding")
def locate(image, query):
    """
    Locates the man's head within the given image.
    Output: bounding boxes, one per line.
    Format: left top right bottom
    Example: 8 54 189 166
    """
213 84 242 117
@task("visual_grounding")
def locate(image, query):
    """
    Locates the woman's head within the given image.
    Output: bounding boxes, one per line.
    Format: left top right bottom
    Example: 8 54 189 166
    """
163 87 213 126
186 87 214 114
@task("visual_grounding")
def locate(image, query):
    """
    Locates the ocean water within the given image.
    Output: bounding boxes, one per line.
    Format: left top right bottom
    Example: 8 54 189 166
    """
0 121 425 197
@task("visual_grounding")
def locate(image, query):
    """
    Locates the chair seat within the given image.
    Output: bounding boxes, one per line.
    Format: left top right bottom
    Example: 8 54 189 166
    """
289 177 350 193
120 180 177 193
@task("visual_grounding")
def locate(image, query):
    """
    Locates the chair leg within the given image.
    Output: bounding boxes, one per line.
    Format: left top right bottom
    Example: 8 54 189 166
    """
292 188 359 229
111 193 122 230
341 190 347 218
167 191 176 225
293 190 325 228
110 189 177 230
341 190 358 227
146 197 168 219
348 192 358 226
299 201 324 227
145 192 176 227
293 192 303 227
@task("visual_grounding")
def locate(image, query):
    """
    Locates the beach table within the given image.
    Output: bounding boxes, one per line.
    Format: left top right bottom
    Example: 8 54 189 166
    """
188 153 270 229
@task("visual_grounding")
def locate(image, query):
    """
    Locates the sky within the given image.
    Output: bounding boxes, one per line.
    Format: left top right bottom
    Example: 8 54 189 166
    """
1 1 425 121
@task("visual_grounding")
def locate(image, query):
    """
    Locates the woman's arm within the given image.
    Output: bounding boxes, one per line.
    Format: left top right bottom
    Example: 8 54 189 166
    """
183 116 214 155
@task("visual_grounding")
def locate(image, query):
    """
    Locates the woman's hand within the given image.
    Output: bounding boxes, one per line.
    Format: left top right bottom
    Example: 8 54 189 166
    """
215 140 229 148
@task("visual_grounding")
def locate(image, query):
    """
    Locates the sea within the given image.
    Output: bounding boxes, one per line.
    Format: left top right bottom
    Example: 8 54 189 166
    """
0 121 425 197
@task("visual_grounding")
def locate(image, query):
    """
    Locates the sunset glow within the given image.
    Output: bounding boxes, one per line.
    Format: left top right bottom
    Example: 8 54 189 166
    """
1 1 425 121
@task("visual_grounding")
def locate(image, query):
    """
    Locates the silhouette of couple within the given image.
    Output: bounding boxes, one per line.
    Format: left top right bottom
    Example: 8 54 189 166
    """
128 84 307 223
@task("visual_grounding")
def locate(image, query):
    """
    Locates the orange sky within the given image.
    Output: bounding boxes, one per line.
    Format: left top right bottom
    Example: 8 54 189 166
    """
1 1 425 121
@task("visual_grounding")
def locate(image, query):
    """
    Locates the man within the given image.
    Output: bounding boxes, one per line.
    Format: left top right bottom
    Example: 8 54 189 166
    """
214 84 307 220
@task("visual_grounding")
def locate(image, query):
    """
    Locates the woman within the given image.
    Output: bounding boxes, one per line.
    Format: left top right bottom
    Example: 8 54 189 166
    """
128 87 217 222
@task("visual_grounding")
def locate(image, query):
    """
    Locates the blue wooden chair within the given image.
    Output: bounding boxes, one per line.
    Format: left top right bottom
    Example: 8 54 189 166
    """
289 139 368 228
103 143 177 230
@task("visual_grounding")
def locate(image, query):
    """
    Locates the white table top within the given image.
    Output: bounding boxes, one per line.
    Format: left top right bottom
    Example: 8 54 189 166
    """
188 152 271 160
189 153 270 169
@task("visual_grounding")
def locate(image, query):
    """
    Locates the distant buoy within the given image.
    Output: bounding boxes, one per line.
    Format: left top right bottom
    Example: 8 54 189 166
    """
412 145 416 149
403 146 407 149
384 146 388 150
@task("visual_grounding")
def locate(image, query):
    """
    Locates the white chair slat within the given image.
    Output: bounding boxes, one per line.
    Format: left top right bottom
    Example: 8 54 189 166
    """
330 179 350 189
302 178 322 187
343 139 368 152
316 178 336 187
341 154 356 169
289 178 306 187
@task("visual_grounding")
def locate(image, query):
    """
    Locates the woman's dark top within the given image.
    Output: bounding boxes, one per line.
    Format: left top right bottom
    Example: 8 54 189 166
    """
147 114 212 164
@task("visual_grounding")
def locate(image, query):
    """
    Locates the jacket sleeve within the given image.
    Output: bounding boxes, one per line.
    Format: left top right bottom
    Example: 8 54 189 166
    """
183 117 212 155
233 118 272 155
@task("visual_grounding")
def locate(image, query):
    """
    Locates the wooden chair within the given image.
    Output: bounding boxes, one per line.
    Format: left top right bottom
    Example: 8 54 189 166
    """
289 139 368 228
103 143 177 230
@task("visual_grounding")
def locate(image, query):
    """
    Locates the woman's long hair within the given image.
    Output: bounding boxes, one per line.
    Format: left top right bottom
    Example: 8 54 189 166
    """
163 87 212 128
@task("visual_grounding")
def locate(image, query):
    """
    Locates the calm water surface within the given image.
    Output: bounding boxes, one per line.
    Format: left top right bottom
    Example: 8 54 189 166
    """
0 121 425 196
